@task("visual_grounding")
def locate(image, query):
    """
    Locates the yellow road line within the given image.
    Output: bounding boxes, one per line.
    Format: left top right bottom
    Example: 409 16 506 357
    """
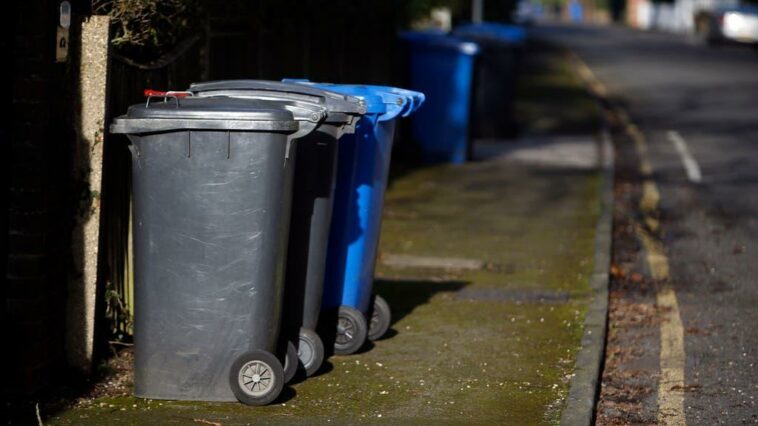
640 180 661 216
568 51 687 425
630 121 687 426
636 224 685 426
635 223 670 281
571 52 608 98
657 287 687 426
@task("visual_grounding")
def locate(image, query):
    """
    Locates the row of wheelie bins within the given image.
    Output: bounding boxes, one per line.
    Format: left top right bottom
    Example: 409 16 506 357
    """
109 21 524 407
110 81 424 405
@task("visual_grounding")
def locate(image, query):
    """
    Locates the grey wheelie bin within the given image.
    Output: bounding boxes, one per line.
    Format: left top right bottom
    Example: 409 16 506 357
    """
188 81 366 379
110 92 323 406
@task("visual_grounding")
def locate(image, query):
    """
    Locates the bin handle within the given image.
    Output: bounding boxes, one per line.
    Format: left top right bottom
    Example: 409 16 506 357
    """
144 90 193 108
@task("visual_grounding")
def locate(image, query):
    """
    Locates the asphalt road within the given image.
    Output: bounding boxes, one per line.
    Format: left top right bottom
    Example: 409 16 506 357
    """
535 24 758 424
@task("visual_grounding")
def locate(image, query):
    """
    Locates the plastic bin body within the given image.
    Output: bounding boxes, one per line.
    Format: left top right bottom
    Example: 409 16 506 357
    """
324 115 397 314
285 130 338 329
285 82 424 318
111 96 309 402
453 23 526 139
402 32 479 164
188 81 364 336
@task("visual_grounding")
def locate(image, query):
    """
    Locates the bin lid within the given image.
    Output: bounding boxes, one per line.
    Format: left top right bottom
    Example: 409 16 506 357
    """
453 23 526 45
374 86 426 117
399 31 480 56
282 80 425 122
110 95 300 134
188 80 367 124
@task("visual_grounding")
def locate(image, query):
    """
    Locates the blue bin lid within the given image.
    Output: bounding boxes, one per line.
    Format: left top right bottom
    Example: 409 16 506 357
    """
359 85 425 118
453 23 527 44
399 31 480 56
283 80 425 122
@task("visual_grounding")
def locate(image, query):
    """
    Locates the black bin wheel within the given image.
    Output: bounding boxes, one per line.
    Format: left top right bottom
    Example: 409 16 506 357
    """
229 350 284 406
368 294 391 341
298 327 325 377
282 340 298 384
334 306 367 355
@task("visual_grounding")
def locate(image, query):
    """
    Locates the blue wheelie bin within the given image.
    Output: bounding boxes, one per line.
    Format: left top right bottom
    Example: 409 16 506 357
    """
285 80 425 355
400 31 479 164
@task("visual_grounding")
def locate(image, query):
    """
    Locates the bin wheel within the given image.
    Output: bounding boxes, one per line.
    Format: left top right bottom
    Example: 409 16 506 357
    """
368 294 391 341
282 340 298 384
298 328 325 377
334 306 367 355
229 350 284 406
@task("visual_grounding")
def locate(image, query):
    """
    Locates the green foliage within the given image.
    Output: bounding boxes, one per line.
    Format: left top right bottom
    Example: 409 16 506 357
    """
105 280 133 339
401 0 517 24
594 0 610 10
93 0 205 61
401 0 470 24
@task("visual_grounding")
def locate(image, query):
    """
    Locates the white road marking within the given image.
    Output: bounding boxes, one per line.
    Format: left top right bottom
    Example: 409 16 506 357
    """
667 131 702 183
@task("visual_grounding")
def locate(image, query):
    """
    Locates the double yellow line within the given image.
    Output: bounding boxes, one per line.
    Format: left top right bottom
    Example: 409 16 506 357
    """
627 118 686 426
570 52 687 426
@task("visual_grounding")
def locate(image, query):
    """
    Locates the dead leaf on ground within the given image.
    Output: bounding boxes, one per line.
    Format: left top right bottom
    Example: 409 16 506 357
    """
610 263 625 278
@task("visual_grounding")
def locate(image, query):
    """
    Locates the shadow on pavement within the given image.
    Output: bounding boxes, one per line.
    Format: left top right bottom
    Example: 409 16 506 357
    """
315 278 468 360
374 278 469 328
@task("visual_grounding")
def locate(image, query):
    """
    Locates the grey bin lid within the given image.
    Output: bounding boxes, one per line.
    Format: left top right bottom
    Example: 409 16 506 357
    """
189 80 367 124
110 96 301 134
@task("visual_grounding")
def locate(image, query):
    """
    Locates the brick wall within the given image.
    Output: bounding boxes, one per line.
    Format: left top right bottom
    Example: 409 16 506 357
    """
6 0 76 395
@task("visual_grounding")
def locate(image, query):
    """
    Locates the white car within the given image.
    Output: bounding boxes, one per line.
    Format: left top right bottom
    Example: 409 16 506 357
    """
695 5 758 44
